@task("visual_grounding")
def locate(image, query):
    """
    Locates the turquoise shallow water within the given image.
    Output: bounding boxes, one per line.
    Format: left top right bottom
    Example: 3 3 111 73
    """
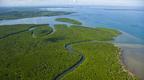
0 6 144 79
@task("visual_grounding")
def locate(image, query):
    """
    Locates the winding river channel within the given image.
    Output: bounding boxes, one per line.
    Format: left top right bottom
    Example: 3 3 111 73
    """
0 6 144 80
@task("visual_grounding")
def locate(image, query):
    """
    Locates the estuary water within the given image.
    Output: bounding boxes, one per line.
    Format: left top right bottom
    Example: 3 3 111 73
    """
0 6 144 79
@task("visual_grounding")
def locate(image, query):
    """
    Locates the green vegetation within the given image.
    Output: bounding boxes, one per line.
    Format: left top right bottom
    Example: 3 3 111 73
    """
62 42 136 80
0 18 137 80
0 24 32 37
0 11 73 20
55 18 82 25
0 24 80 80
32 25 53 38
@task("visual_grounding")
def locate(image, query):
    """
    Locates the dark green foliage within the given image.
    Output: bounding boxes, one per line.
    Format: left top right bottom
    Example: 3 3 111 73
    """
0 24 80 80
0 19 136 80
0 24 32 37
46 37 65 42
62 42 136 80
55 18 82 25
32 25 52 38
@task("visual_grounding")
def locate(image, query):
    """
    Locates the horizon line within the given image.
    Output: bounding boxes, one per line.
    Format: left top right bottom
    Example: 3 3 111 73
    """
0 4 144 8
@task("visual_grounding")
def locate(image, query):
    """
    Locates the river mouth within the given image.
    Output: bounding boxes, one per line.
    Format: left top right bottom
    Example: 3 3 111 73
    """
0 6 144 80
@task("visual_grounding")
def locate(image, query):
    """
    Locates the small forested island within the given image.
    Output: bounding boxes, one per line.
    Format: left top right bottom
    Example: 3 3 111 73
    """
0 18 137 80
55 18 82 25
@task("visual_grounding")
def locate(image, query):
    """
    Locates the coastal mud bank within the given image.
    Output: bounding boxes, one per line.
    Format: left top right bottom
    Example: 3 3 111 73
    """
115 43 144 80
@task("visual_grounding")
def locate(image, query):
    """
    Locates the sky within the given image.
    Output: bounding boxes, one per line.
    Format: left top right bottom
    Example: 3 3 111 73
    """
0 0 144 7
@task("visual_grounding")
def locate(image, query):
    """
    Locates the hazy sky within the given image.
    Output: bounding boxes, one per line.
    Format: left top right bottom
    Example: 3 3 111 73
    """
0 0 144 7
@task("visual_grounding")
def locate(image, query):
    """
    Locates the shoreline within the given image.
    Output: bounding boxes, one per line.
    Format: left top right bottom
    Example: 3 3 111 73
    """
54 40 138 80
115 43 144 80
0 23 141 79
117 47 138 79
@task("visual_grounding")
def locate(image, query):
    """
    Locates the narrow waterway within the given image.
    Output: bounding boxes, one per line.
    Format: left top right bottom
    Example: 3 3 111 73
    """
0 6 144 79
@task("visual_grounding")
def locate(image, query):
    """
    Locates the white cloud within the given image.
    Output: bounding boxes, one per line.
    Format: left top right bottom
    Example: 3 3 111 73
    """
0 0 143 6
0 0 73 6
76 0 144 6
